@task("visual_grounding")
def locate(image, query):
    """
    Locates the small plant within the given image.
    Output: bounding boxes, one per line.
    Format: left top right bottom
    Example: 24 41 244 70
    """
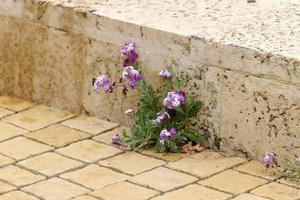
281 156 300 182
93 42 203 152
263 152 300 183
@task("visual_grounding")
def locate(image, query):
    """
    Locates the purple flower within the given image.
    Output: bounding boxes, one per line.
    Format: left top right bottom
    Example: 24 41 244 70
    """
121 66 142 89
163 90 185 109
120 42 135 57
125 108 133 116
159 70 171 78
263 152 279 168
159 128 176 144
93 75 111 92
152 112 170 125
111 134 122 147
120 43 138 67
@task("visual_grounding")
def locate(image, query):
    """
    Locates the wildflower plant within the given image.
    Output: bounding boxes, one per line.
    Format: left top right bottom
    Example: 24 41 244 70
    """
263 152 300 182
281 156 300 182
93 42 202 152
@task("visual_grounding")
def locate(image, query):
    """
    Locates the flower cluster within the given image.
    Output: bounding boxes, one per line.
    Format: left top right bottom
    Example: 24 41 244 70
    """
159 70 172 78
93 75 114 93
120 66 142 89
160 128 176 144
163 91 185 109
111 134 122 147
120 42 138 67
263 152 279 168
92 43 142 95
152 112 170 125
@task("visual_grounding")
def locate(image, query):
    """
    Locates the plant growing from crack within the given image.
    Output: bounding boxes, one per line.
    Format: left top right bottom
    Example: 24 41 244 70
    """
263 152 300 182
93 42 203 152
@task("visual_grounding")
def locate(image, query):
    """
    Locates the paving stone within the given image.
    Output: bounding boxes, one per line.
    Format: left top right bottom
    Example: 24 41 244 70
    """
231 193 269 200
60 164 129 190
56 140 122 163
0 107 14 119
22 177 90 200
0 165 45 187
277 178 300 189
0 121 28 142
91 181 159 200
93 126 128 144
199 170 268 195
235 160 279 180
151 184 231 200
2 105 75 131
0 181 15 194
0 137 53 160
18 152 84 177
140 150 188 162
0 154 14 167
99 152 165 175
129 167 198 192
168 151 247 178
25 124 90 148
0 191 39 200
72 195 98 200
61 115 119 135
251 182 300 200
0 96 35 112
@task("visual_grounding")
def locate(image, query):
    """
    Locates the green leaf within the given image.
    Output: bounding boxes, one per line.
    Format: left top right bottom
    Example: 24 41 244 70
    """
155 141 166 152
182 131 202 143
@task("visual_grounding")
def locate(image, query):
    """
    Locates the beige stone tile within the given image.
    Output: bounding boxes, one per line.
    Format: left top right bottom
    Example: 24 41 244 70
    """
251 182 300 200
0 96 35 112
140 150 188 162
0 181 15 194
18 152 84 177
2 105 75 131
129 167 198 192
0 154 14 167
235 160 279 180
22 177 90 200
93 126 128 144
152 184 231 200
199 170 268 195
0 121 28 142
0 165 45 187
99 152 165 175
60 164 129 190
168 151 247 178
277 178 300 189
25 124 90 148
0 191 39 200
61 115 119 135
0 107 14 119
0 137 53 160
232 193 269 200
92 181 159 200
72 195 98 200
56 140 122 163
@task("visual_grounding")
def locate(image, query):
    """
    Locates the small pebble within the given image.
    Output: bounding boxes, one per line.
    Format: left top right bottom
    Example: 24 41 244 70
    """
247 0 256 3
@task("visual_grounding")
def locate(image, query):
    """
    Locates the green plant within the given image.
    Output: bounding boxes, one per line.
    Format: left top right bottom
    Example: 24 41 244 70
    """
93 42 203 152
281 160 300 182
122 73 202 152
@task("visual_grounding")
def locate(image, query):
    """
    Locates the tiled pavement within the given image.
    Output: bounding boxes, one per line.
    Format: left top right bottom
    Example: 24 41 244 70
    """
0 95 299 200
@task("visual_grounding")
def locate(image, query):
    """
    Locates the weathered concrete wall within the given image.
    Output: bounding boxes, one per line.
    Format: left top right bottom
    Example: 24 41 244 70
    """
0 0 299 163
